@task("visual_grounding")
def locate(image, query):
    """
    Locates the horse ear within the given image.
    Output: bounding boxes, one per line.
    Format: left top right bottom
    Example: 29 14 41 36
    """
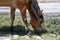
40 9 43 14
40 9 43 12
41 9 43 12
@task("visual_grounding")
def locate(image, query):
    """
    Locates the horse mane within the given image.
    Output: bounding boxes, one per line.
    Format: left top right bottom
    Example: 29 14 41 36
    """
31 0 40 19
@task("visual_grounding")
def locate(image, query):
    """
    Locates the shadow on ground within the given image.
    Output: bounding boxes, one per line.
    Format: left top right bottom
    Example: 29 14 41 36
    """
0 25 29 36
0 25 47 37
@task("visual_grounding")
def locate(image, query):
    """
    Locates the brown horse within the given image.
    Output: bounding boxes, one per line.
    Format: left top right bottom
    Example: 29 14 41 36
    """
0 0 44 34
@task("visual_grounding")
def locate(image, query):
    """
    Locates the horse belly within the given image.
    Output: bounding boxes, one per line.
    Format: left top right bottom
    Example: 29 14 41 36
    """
0 0 11 6
0 0 17 8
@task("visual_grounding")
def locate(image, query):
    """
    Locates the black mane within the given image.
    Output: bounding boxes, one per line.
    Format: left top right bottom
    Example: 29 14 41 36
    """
31 0 40 19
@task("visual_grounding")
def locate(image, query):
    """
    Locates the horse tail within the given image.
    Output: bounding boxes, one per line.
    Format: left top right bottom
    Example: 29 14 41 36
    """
31 0 40 19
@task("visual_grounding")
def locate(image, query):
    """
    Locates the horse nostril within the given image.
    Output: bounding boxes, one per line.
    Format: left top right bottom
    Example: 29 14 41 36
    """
35 28 47 34
35 29 42 34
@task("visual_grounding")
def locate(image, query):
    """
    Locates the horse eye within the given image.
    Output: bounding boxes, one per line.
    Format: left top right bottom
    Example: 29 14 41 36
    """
39 15 44 19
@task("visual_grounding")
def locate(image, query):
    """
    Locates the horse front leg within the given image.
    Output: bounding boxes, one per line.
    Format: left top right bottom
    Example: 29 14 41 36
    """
19 7 31 35
10 8 15 35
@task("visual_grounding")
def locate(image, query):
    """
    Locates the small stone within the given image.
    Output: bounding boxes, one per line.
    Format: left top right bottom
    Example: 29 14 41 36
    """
32 35 43 40
2 37 11 40
36 36 43 40
13 35 19 39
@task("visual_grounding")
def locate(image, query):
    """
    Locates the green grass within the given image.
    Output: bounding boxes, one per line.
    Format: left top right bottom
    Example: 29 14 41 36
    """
0 15 33 35
0 15 26 35
0 15 60 40
43 18 60 34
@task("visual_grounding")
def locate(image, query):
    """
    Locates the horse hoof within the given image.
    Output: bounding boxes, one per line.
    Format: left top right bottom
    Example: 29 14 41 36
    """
27 31 32 37
25 29 29 33
10 27 14 35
